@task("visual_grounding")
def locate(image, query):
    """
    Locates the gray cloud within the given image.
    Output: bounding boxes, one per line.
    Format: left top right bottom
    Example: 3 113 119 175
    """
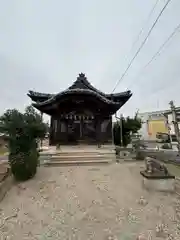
0 0 180 120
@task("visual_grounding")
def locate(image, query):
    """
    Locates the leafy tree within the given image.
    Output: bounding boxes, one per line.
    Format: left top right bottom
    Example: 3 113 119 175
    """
113 114 142 147
0 105 48 181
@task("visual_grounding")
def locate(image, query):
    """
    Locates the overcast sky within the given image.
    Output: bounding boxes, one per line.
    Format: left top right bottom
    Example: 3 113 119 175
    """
0 0 180 121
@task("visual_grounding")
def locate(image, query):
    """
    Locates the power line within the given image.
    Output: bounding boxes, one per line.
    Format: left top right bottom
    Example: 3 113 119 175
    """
128 22 180 89
97 0 160 89
144 47 180 100
98 2 162 90
130 0 160 52
111 0 173 93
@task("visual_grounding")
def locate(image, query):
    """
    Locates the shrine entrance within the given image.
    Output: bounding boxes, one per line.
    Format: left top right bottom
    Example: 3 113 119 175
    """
67 117 96 144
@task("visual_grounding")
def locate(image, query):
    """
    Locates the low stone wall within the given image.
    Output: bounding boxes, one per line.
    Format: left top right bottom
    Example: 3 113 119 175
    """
137 150 179 162
115 146 143 162
114 146 180 165
0 168 13 202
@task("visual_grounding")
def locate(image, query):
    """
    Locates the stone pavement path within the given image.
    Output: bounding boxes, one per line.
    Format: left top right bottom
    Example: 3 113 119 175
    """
0 163 180 239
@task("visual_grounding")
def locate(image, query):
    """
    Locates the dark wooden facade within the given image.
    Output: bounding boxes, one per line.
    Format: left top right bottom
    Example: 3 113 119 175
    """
28 73 132 145
48 114 112 145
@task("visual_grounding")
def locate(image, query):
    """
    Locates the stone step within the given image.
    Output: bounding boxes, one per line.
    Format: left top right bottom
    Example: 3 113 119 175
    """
51 153 114 159
50 156 115 162
39 152 115 165
41 151 115 157
44 159 111 166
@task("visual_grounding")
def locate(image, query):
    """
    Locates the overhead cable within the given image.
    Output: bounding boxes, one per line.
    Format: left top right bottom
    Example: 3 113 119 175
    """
128 22 180 89
130 0 160 52
97 0 160 89
111 0 173 93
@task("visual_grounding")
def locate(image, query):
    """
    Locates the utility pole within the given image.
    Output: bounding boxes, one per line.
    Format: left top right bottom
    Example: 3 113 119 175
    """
169 100 180 154
115 113 123 147
163 113 172 149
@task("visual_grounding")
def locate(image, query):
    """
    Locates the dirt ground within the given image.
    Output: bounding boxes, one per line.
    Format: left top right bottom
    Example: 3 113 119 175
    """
0 162 180 240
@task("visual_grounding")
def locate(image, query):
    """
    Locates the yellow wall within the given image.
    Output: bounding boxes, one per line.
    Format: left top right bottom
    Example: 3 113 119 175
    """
148 120 168 139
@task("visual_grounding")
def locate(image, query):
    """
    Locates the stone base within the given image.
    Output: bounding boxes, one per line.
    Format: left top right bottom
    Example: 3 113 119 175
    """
141 172 175 192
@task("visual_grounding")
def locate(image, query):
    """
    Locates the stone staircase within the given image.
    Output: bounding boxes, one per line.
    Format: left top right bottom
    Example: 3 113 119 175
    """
40 146 115 166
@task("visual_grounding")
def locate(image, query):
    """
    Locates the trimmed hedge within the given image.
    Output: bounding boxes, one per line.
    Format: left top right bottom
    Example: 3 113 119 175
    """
8 137 39 181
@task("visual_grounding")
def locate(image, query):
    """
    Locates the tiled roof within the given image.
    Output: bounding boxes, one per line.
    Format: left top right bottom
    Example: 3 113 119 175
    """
32 88 123 107
28 73 132 110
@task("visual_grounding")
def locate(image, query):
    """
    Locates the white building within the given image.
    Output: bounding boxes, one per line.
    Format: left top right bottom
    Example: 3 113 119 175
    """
138 110 169 140
138 107 180 140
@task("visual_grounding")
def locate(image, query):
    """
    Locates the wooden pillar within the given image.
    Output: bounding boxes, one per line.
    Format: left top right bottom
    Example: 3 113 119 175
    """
56 119 61 144
95 115 102 146
49 117 57 145
65 119 68 144
49 116 53 145
54 119 58 145
40 111 43 148
95 116 98 143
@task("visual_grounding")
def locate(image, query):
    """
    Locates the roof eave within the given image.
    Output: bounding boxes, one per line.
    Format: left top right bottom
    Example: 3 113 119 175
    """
32 89 121 107
32 102 123 116
27 90 54 103
32 89 132 110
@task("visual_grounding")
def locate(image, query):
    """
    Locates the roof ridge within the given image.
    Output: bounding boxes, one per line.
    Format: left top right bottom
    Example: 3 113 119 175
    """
68 73 107 97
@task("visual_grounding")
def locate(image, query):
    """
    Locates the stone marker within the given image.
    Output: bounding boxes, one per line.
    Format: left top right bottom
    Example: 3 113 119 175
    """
140 157 175 192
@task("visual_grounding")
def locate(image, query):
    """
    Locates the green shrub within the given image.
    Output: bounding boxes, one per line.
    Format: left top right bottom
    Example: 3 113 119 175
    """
8 137 39 181
0 106 48 181
113 114 142 147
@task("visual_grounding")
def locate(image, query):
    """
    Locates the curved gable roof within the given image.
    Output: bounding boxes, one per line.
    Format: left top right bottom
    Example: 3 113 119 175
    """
28 73 132 112
32 88 121 108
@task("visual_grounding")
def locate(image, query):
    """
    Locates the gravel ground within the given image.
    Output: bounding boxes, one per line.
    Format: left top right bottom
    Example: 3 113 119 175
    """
0 163 180 239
